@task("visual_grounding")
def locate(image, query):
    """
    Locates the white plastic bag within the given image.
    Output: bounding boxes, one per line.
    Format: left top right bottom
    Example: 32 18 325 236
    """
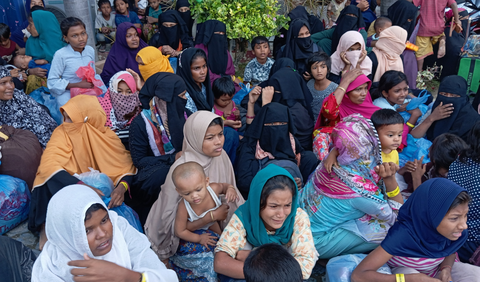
326 254 392 282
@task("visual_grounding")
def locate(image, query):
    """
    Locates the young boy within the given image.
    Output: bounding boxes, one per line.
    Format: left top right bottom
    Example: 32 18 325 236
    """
213 77 241 130
114 0 142 29
367 17 392 47
306 52 338 120
407 0 461 71
142 0 161 41
95 0 116 52
173 161 238 247
243 36 274 86
244 243 303 282
0 24 25 64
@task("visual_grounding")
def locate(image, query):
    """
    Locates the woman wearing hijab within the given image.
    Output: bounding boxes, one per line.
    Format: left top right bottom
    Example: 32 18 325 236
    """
97 71 142 149
136 46 173 82
144 111 244 261
215 164 317 281
11 0 45 48
25 10 65 63
177 47 214 112
235 102 319 198
311 6 367 56
387 0 418 89
194 20 240 90
0 66 56 148
329 30 372 84
273 6 324 59
101 22 148 85
268 68 315 150
128 72 189 224
312 70 379 160
32 184 178 282
149 10 193 54
352 179 480 281
279 18 319 77
175 0 194 38
29 95 137 249
369 26 407 83
300 114 402 259
426 75 480 142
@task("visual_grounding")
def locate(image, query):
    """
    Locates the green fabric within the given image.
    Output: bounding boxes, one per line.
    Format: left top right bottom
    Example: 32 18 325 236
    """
311 28 370 56
234 164 298 247
26 10 66 62
149 7 162 19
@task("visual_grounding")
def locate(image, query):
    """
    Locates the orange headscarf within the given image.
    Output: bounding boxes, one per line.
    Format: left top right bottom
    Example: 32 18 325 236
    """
33 95 137 190
137 46 173 82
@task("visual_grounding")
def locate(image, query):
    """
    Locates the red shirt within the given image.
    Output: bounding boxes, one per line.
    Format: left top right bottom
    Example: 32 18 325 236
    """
0 40 16 63
413 0 455 37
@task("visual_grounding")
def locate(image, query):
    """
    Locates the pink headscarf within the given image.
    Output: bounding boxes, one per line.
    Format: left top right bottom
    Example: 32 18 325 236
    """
372 26 407 82
314 74 380 130
330 30 372 76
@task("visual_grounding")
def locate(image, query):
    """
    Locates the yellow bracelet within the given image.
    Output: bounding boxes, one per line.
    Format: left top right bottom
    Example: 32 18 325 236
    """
387 186 400 198
141 273 147 282
120 181 129 192
406 122 415 128
221 115 226 121
337 86 346 93
210 211 215 222
396 273 405 282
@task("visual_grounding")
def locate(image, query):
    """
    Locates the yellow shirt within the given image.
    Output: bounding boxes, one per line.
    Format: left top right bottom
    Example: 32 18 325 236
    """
382 150 399 165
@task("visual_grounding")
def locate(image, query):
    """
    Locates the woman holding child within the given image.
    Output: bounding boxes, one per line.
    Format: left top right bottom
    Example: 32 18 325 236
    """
144 111 244 263
214 164 317 281
299 114 402 259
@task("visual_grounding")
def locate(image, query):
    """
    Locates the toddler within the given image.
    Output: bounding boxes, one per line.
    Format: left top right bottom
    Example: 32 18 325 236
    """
142 0 161 41
306 52 338 121
408 0 461 71
0 23 24 64
95 0 116 52
114 0 141 29
172 161 238 280
327 0 346 29
213 77 241 130
367 17 392 47
12 54 50 75
243 36 274 86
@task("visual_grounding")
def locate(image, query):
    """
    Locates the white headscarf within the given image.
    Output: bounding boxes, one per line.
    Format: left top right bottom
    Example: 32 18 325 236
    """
32 185 178 282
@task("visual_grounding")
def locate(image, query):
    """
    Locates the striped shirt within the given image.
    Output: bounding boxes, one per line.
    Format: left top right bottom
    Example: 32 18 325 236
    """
388 256 445 277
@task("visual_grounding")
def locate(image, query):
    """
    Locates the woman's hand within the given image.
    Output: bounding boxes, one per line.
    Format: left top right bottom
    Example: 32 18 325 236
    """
340 68 363 86
126 68 144 90
262 86 275 105
236 250 251 262
357 0 370 11
324 148 339 174
224 119 242 129
69 253 141 282
397 102 408 112
28 67 48 78
199 233 218 248
428 102 454 122
248 86 261 104
356 50 368 68
108 183 125 209
161 45 174 56
213 204 230 222
340 51 351 66
375 162 399 179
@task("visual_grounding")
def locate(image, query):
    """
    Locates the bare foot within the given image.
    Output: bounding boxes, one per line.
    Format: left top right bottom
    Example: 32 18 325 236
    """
39 224 48 250
438 37 446 59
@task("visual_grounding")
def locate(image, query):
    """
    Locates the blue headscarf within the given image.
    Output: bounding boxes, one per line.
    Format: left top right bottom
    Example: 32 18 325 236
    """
381 178 468 258
235 164 298 247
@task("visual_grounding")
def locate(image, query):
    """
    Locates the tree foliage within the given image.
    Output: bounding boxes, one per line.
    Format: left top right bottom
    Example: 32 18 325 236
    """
189 0 289 40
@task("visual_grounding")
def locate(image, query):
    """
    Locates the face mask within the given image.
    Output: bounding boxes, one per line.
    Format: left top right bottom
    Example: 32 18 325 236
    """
345 50 362 67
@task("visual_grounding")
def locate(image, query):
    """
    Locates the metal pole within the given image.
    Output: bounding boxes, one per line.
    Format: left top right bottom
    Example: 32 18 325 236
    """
63 0 98 60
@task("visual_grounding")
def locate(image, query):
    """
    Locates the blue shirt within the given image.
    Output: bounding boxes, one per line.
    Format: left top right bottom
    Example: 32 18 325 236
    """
115 11 141 26
48 44 106 107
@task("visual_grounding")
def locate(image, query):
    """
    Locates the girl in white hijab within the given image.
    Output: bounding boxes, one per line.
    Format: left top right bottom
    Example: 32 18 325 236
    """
32 184 178 282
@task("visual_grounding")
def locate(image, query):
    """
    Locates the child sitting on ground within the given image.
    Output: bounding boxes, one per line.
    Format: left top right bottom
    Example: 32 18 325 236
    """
213 77 242 130
95 0 116 52
367 17 392 47
0 23 25 64
172 161 239 281
306 52 338 121
114 0 141 29
243 36 274 87
408 0 461 71
142 0 162 41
